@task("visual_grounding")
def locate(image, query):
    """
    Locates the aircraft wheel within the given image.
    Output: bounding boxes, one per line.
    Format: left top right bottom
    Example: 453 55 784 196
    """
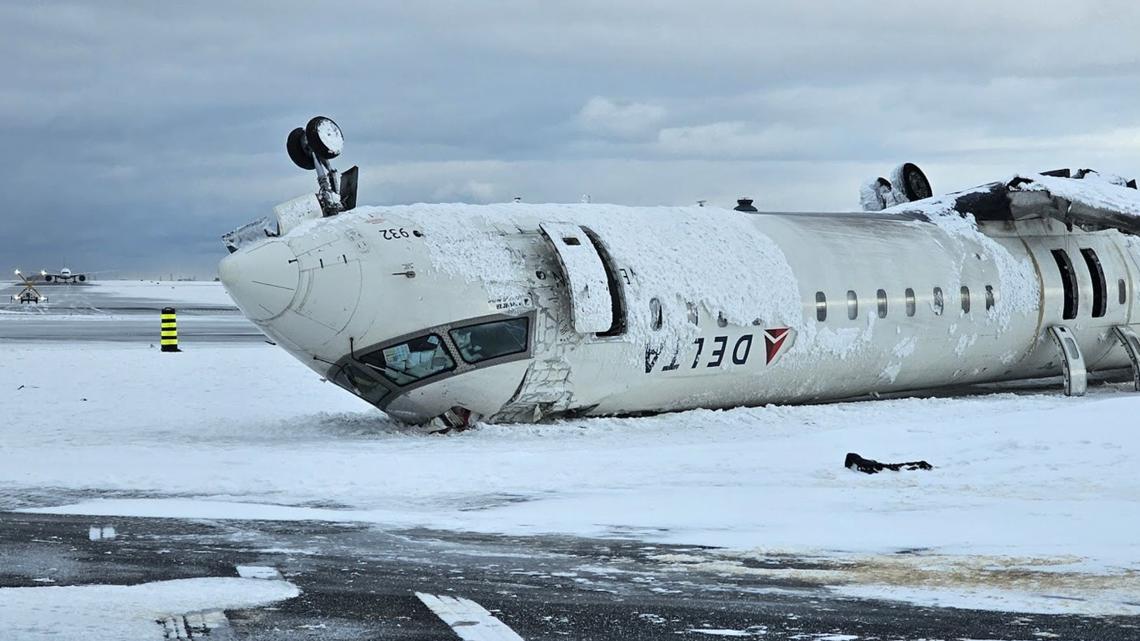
892 162 933 201
305 116 343 160
286 127 316 170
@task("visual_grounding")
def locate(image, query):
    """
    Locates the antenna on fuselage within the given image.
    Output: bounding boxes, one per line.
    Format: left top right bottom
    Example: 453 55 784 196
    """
286 116 359 217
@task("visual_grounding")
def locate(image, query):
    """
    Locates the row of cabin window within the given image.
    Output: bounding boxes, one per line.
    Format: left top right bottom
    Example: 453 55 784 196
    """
650 275 1129 330
814 286 996 322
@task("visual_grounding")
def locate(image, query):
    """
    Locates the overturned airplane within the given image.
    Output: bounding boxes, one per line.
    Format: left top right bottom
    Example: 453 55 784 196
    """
220 116 1140 428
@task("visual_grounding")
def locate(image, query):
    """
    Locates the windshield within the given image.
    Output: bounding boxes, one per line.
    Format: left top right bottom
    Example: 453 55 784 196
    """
449 317 529 364
333 362 390 403
360 334 455 386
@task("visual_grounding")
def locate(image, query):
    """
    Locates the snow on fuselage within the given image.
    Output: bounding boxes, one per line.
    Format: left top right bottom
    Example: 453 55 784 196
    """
218 200 1139 425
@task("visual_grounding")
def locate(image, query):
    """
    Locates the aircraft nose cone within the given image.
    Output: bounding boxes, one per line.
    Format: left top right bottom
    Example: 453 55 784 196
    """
218 240 299 321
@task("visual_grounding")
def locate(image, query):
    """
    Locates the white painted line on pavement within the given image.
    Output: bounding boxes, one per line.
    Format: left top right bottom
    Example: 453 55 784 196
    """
157 611 233 639
87 525 115 541
415 592 525 641
235 565 283 580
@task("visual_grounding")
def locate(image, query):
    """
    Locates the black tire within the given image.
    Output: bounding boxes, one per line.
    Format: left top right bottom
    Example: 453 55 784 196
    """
305 116 342 160
287 127 315 170
896 163 932 201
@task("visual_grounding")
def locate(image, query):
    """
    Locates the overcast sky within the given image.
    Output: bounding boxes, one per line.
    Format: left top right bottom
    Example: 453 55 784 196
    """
5 1 1140 278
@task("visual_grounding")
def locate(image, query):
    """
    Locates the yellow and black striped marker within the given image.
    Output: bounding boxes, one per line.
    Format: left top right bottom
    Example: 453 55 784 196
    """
160 307 181 352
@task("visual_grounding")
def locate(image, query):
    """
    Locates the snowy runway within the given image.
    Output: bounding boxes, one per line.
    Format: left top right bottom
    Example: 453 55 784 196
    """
4 340 1139 616
2 281 1139 637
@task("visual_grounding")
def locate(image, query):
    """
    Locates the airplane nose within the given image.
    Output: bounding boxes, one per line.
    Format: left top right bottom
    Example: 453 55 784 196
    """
218 240 299 321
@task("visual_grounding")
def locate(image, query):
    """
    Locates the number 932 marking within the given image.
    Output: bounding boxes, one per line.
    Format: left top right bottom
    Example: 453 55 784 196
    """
380 227 410 241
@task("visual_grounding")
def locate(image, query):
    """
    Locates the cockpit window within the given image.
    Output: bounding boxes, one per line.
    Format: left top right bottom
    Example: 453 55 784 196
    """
359 334 455 386
334 362 389 403
449 317 529 364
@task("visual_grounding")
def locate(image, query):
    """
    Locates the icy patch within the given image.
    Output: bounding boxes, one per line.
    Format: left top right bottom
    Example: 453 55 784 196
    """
658 548 1140 616
0 577 298 641
835 583 1140 616
21 498 411 525
686 629 760 637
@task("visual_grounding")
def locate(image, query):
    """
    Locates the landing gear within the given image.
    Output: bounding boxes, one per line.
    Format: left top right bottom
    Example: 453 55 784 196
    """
1048 325 1087 397
284 116 357 218
1113 325 1140 392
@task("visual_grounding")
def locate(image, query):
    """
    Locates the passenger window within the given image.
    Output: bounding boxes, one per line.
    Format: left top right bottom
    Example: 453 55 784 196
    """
360 334 455 386
449 317 529 365
649 298 663 331
687 302 699 326
932 287 944 316
1120 279 1128 305
985 285 996 311
876 289 887 318
815 291 827 322
847 290 858 320
960 286 971 313
717 312 728 328
905 288 916 317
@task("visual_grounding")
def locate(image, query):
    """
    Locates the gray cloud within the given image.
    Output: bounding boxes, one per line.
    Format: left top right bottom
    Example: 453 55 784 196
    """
576 97 667 140
3 1 1140 277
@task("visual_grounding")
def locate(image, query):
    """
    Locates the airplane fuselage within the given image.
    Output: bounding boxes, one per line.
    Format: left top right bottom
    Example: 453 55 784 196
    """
219 195 1140 426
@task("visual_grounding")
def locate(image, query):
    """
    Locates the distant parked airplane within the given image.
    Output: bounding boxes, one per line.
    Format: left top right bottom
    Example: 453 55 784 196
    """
40 267 87 283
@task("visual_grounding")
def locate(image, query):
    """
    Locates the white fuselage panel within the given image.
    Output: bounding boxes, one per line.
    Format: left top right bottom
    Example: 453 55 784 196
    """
219 202 1140 424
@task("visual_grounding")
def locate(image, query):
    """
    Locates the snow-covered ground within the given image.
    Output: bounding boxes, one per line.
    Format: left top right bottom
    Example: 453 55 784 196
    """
0 577 298 641
85 280 234 306
4 339 1139 615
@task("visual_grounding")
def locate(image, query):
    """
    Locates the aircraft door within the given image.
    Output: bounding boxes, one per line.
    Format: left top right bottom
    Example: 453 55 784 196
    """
1026 234 1134 371
539 222 617 334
